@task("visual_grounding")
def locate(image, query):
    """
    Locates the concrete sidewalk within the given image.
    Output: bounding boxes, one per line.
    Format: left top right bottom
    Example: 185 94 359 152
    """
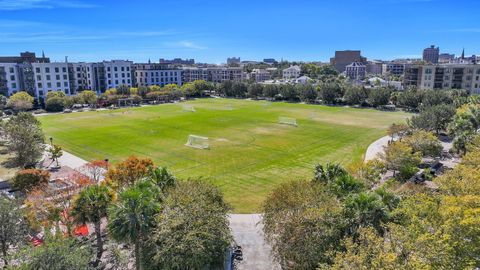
229 214 280 270
364 136 390 162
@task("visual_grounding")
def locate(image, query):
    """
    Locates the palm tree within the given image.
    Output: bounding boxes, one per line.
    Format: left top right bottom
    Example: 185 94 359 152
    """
147 166 176 192
71 185 114 262
313 163 348 183
108 180 161 270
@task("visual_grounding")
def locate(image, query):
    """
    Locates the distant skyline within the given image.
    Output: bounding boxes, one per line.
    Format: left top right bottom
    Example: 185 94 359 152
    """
0 0 479 63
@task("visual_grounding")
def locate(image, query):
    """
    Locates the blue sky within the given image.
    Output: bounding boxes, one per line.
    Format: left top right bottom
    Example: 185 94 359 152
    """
0 0 479 63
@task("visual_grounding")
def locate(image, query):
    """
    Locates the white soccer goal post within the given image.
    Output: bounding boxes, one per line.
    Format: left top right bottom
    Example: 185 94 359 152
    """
182 104 196 112
278 117 298 127
185 135 209 149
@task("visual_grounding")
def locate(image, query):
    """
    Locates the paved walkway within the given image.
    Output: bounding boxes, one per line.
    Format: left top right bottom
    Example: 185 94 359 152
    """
229 214 280 270
42 145 88 170
364 136 391 162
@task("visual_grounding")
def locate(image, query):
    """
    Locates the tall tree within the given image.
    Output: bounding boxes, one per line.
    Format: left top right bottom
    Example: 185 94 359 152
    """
4 112 44 167
146 180 232 270
0 195 27 267
108 180 161 270
71 185 115 262
409 104 456 135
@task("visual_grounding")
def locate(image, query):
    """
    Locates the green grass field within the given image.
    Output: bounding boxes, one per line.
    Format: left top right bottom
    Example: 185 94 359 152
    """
39 99 410 213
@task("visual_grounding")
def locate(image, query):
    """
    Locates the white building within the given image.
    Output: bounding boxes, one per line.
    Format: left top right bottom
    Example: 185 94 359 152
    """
103 60 132 89
134 63 182 87
283 65 301 79
32 62 73 99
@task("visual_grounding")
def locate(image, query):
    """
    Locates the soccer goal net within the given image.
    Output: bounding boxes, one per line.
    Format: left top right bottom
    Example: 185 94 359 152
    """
185 135 209 149
278 117 298 127
182 104 196 112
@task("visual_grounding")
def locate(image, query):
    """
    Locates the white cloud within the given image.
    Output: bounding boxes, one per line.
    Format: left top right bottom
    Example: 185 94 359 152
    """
0 0 97 10
168 41 207 50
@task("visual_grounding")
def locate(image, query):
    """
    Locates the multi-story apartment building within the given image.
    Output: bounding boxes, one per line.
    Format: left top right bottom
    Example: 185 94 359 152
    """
208 67 244 83
103 60 133 89
182 67 210 83
423 45 440 64
283 65 301 79
134 63 182 87
32 62 74 98
345 62 366 80
383 62 409 76
0 63 22 95
0 67 8 96
404 64 480 94
249 69 271 82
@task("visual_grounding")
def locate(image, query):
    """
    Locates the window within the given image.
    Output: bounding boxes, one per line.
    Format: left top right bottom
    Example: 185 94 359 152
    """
114 67 118 72
122 73 125 78
56 82 61 87
46 75 51 80
9 67 14 73
55 67 59 73
62 67 66 72
63 74 67 80
121 67 124 71
107 73 111 78
108 80 111 84
107 67 111 72
127 79 130 84
47 82 52 88
38 83 42 88
36 67 40 73
36 75 41 80
122 79 125 84
126 67 130 71
39 90 43 96
56 75 60 80
11 83 16 88
76 67 81 72
115 80 118 84
10 75 15 80
64 82 68 87
115 73 118 78
45 67 50 73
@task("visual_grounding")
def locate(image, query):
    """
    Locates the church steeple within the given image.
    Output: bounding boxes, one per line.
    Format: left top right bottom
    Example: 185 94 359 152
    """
461 48 465 59
42 50 45 59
